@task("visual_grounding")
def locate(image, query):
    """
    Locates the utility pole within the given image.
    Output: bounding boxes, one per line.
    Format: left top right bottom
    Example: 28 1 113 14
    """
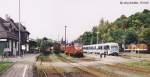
90 33 93 45
96 32 99 44
57 32 60 43
18 0 21 57
64 26 67 50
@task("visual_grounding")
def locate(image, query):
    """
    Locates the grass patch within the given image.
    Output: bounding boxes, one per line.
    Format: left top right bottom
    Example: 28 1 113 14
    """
0 61 13 73
121 53 150 58
126 61 150 69
128 54 146 58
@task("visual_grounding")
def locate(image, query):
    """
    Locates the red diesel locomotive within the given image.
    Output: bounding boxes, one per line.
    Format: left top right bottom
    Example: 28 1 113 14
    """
64 43 83 57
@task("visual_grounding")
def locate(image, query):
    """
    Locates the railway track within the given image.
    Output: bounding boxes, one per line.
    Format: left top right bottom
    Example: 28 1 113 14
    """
55 54 120 77
35 54 66 77
57 54 150 77
46 66 66 77
37 65 66 77
35 54 150 77
49 54 98 77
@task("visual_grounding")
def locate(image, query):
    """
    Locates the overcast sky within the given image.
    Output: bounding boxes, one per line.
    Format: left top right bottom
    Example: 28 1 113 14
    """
0 0 149 42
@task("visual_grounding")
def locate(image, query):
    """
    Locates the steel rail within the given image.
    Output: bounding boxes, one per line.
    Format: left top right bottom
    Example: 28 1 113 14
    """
55 54 100 77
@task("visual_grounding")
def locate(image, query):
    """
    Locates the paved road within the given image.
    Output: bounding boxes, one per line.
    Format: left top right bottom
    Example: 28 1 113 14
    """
0 54 39 77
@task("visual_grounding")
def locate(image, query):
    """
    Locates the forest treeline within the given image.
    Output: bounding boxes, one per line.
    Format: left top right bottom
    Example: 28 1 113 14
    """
75 9 150 47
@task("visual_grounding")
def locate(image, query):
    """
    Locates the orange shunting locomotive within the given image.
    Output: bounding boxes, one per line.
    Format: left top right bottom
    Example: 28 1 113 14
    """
64 43 83 57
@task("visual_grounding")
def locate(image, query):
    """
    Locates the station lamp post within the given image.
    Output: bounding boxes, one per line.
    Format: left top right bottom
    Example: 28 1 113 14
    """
18 0 21 57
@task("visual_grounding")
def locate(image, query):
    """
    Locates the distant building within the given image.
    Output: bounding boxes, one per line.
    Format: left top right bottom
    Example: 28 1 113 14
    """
125 44 148 53
0 16 30 56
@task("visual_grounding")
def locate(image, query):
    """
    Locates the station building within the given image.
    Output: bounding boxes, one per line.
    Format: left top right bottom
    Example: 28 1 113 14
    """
0 16 30 56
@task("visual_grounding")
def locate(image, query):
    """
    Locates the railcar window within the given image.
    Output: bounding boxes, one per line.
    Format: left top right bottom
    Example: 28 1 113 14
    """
90 47 92 49
89 47 92 50
104 45 109 49
94 46 96 49
89 47 91 49
98 46 102 50
87 47 89 50
91 46 94 49
86 47 88 50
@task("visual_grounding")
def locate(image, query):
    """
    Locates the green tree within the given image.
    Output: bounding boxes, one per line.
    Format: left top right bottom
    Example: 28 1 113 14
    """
125 29 138 44
110 29 125 43
143 28 150 46
81 32 93 45
114 15 128 29
75 9 150 48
